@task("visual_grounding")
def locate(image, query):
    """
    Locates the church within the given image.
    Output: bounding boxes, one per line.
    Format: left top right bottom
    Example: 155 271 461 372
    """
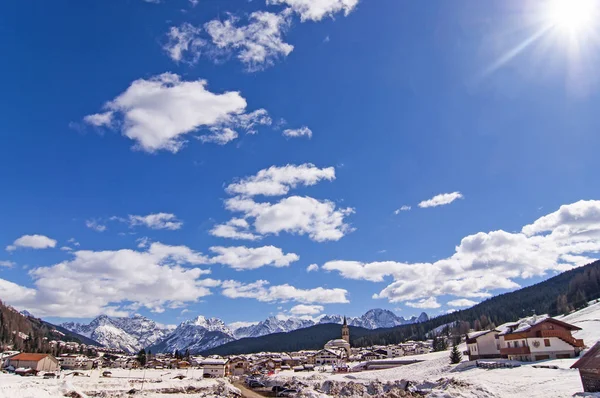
315 316 352 365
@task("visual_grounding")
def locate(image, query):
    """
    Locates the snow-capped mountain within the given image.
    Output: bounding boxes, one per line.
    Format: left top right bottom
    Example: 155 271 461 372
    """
317 309 429 329
61 309 428 354
61 315 173 353
232 309 428 339
147 316 235 354
233 316 314 339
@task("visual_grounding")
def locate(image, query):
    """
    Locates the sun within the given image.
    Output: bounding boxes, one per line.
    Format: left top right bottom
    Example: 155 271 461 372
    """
547 0 598 36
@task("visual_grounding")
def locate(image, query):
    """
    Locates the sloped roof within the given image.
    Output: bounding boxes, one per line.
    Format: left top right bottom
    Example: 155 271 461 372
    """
499 315 581 335
571 341 600 370
10 353 53 362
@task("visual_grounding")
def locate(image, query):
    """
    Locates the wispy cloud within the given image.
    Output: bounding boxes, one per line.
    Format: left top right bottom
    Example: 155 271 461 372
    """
418 192 463 208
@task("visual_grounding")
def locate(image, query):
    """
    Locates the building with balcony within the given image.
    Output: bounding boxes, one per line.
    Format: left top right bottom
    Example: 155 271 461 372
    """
498 315 584 362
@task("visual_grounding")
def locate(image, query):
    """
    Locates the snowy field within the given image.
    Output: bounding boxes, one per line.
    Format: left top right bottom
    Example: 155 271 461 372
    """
0 368 240 398
268 301 600 398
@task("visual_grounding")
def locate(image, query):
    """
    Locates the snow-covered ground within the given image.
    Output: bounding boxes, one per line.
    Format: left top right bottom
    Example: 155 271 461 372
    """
3 301 600 397
268 301 600 398
0 368 240 398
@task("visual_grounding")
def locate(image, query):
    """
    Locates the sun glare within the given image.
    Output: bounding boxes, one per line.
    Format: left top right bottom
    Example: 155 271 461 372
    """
547 0 597 35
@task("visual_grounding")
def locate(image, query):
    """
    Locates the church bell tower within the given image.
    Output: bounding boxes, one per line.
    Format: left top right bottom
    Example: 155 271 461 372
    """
342 316 350 344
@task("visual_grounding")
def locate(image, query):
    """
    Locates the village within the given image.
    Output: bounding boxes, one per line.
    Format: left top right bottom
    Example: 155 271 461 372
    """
0 301 599 397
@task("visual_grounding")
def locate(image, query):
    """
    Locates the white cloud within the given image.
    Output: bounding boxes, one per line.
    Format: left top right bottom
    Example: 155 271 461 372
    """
68 238 80 246
221 280 349 304
210 218 261 241
394 205 411 214
208 245 299 270
226 163 335 197
83 73 270 153
163 23 205 63
215 164 352 242
289 304 324 315
60 246 73 252
267 0 359 22
6 235 57 252
83 111 113 127
128 213 183 230
0 242 216 318
283 126 312 139
199 127 238 145
323 200 600 304
86 219 107 232
225 195 354 242
522 200 600 236
306 263 319 272
0 261 15 268
204 10 294 71
418 192 463 208
447 298 478 308
406 297 441 309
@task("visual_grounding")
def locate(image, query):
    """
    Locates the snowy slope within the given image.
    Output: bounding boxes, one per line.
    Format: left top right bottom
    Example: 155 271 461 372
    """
269 302 600 398
61 315 173 353
558 299 600 346
148 316 235 354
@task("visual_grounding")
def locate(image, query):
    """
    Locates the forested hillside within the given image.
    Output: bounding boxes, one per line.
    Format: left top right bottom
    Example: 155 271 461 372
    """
202 324 376 356
0 299 99 353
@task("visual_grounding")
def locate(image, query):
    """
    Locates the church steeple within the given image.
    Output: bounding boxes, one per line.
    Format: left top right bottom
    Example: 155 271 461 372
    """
341 315 350 344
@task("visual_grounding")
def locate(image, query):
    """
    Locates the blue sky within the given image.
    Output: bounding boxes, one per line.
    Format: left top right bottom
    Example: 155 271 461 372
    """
1 0 600 327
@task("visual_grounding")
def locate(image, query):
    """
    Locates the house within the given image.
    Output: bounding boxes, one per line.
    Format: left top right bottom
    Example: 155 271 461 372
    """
229 356 250 376
59 355 93 370
7 353 60 373
361 351 379 361
385 346 404 358
466 330 502 360
314 349 345 365
571 341 600 392
176 360 191 369
201 358 228 378
498 315 584 361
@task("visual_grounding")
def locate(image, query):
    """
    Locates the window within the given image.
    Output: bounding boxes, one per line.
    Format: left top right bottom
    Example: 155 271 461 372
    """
514 341 519 347
507 342 511 348
497 344 500 350
544 339 551 347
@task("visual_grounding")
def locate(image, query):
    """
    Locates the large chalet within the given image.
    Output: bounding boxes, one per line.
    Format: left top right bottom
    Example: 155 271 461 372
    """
466 315 584 362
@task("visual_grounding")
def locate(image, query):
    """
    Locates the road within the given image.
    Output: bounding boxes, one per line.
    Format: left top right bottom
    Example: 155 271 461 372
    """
233 382 270 398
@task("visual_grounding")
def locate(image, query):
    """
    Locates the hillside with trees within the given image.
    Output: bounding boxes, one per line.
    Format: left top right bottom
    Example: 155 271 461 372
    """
0 299 100 354
203 259 600 355
202 324 377 356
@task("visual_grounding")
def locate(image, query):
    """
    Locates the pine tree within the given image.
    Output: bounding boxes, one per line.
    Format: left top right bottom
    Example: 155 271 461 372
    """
450 343 462 364
137 349 147 366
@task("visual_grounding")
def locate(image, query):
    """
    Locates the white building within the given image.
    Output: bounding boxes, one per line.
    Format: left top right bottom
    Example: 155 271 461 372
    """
201 358 228 377
314 349 345 365
498 315 584 362
466 330 501 360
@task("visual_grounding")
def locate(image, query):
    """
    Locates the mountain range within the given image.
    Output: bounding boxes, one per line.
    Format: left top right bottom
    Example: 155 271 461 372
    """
60 309 429 354
61 314 175 353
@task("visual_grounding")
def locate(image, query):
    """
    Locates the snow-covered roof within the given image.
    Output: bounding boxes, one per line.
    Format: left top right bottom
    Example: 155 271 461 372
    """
467 330 495 340
201 359 228 365
497 314 578 335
